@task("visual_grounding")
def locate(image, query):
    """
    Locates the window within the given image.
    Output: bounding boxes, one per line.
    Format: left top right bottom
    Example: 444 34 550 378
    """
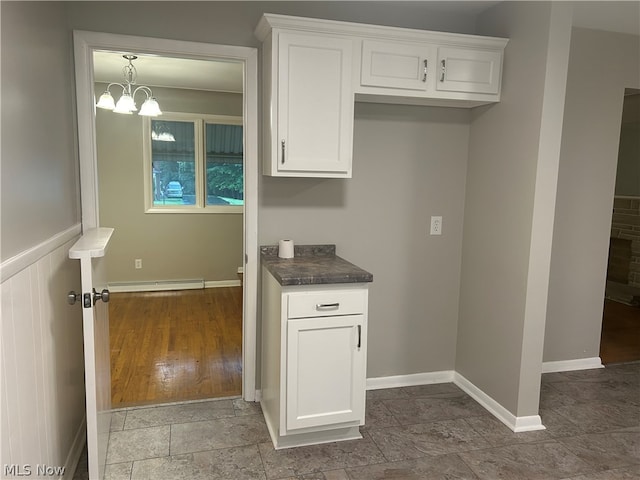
143 113 243 213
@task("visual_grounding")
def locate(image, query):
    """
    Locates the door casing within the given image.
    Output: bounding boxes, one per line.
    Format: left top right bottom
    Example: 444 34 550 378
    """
73 30 259 401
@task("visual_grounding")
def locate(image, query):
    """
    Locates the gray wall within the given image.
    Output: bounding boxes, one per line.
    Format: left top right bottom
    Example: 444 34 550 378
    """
1 1 86 468
96 84 244 283
261 103 471 376
544 28 640 362
456 1 571 416
1 1 80 260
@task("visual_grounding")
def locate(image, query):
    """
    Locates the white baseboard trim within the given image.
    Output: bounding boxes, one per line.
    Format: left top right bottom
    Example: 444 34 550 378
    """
542 357 604 373
109 279 204 292
63 416 86 480
0 223 81 283
454 372 545 433
254 389 262 402
366 370 455 390
205 279 242 288
108 279 241 293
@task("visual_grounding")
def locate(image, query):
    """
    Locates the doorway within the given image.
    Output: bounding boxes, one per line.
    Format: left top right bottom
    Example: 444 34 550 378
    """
600 88 640 365
93 51 248 406
74 31 258 404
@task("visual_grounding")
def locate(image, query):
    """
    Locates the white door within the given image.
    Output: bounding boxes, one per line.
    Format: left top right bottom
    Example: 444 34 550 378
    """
69 228 114 480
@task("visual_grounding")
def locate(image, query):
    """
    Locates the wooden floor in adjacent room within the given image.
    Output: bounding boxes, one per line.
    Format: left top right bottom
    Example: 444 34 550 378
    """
109 287 243 407
600 298 640 365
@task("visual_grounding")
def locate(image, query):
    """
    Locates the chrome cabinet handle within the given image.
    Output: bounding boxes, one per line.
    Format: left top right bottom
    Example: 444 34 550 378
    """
281 139 285 164
315 303 339 311
357 325 362 349
440 59 446 82
422 59 428 82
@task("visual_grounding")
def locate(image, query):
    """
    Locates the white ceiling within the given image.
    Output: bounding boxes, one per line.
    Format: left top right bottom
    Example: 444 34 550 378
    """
93 51 244 94
92 2 639 94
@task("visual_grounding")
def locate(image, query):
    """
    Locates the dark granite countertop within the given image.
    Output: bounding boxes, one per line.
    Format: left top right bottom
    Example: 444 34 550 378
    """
260 244 373 286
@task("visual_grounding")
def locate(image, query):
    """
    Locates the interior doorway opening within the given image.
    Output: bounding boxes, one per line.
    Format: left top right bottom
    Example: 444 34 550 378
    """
600 88 640 365
93 50 249 406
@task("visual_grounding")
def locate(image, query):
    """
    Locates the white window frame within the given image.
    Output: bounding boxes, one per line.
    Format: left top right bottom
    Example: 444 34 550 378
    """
143 112 244 214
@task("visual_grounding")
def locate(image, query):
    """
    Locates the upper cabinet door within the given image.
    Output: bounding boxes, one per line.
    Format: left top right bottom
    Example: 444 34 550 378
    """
276 32 354 177
436 46 502 95
361 40 432 91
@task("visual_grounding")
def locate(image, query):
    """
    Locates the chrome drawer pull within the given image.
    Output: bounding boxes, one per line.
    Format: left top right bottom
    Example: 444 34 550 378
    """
316 302 340 311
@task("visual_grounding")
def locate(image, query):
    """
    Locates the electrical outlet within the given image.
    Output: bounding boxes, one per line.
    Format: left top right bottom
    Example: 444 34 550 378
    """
430 216 442 235
135 259 142 269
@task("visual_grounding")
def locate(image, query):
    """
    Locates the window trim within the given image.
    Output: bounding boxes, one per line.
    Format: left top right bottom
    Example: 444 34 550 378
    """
142 112 244 214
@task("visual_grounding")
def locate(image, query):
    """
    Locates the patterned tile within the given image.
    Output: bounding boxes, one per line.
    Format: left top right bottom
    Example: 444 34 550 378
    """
463 415 551 447
559 431 640 470
131 445 266 480
106 426 170 464
124 399 235 429
72 363 638 480
104 462 133 480
362 399 400 431
344 454 479 479
258 437 385 479
170 414 270 454
368 419 490 461
559 465 640 480
459 441 594 479
383 393 487 425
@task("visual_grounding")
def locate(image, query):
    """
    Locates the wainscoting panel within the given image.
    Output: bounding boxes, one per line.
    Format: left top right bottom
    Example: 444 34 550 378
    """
1 233 86 477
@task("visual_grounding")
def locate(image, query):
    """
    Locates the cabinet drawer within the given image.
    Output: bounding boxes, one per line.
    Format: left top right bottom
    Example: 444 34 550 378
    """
287 290 366 319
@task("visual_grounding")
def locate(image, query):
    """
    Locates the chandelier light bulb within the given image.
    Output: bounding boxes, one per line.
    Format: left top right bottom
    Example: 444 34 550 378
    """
114 93 136 114
139 97 162 117
96 91 116 110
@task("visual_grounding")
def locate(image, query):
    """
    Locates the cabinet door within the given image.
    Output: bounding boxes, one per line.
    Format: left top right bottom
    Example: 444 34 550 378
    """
277 32 354 176
436 46 502 95
286 314 365 431
361 40 432 91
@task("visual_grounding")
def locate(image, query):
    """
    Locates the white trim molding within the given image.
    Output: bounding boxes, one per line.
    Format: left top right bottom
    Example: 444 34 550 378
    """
108 279 241 292
542 357 604 373
366 371 455 390
454 372 546 433
0 223 81 283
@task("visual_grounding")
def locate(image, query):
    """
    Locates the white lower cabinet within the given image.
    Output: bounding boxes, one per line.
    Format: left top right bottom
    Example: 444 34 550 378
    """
260 267 369 449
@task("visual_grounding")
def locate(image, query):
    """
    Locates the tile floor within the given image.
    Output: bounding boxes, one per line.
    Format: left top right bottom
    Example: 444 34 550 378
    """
74 362 640 479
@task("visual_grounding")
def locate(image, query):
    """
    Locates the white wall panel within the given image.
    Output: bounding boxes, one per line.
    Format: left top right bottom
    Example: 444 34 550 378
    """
1 237 84 476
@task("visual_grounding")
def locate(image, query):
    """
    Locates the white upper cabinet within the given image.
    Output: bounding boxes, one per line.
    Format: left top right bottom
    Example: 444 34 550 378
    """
357 36 507 106
256 15 356 178
255 14 508 177
276 32 354 177
361 40 434 91
436 46 502 95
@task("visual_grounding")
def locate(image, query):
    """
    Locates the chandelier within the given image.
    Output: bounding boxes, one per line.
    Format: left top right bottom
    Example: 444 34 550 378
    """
96 54 162 116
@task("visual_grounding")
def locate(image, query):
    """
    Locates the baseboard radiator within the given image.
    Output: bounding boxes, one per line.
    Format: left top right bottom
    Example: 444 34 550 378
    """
108 279 205 293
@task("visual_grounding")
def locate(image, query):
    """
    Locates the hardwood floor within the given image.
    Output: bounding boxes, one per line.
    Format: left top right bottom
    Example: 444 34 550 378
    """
600 298 640 365
109 287 242 407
